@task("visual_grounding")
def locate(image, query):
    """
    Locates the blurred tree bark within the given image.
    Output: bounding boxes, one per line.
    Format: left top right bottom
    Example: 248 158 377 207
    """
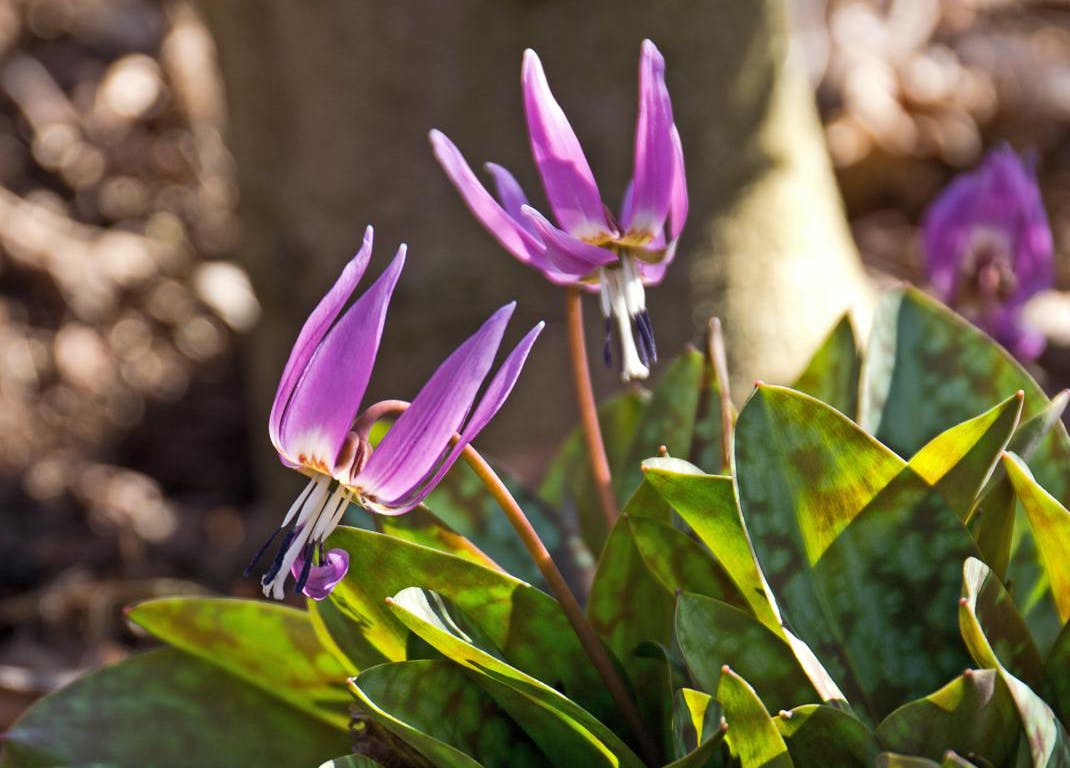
200 0 871 505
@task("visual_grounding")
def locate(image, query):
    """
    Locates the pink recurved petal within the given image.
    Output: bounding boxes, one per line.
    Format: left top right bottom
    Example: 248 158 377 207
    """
521 205 617 280
484 162 538 236
668 124 689 241
522 49 611 240
357 303 515 508
269 227 374 462
621 40 675 240
278 247 405 473
291 548 349 601
384 321 544 513
430 130 547 266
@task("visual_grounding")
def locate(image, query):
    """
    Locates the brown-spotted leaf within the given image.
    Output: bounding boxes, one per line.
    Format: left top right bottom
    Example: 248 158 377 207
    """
128 597 351 730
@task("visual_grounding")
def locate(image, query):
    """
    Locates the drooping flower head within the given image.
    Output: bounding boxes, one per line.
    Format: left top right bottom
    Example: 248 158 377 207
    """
250 226 543 600
432 39 687 381
923 147 1054 360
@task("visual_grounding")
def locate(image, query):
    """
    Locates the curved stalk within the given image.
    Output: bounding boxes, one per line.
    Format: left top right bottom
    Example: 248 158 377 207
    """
461 445 660 766
565 286 619 527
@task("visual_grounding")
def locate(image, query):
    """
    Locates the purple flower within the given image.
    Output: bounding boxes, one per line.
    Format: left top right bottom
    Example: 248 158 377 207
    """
923 147 1054 360
432 39 687 381
250 226 543 600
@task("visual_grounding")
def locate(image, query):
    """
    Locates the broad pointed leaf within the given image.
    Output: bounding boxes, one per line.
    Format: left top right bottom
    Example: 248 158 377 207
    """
676 592 820 714
775 704 879 767
792 313 861 419
312 527 614 726
348 659 548 768
386 587 646 768
128 597 351 730
875 669 1020 766
2 648 350 768
668 688 727 768
718 666 794 768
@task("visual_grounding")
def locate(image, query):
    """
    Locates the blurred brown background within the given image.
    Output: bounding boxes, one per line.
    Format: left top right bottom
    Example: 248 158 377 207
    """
0 0 1068 727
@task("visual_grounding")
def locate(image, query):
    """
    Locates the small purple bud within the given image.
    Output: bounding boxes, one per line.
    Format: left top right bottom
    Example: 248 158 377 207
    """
922 147 1054 360
291 548 350 601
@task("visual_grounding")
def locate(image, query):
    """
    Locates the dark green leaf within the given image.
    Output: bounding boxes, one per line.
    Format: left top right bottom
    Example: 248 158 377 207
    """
792 313 861 419
775 704 879 767
1044 621 1070 727
642 460 780 632
312 527 614 726
668 688 727 768
875 669 1020 766
2 648 350 768
349 659 547 768
960 558 1070 767
676 592 819 714
386 587 645 768
376 505 503 571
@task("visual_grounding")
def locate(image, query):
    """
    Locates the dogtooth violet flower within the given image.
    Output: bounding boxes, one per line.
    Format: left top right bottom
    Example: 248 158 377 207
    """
431 39 687 382
923 146 1054 361
248 226 543 600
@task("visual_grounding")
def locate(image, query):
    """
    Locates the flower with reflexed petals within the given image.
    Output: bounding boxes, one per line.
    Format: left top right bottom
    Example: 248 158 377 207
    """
923 147 1054 361
431 39 687 382
248 226 543 600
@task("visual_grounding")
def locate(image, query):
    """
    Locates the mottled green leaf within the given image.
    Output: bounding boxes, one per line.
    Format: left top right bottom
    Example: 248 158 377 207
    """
960 558 1070 767
1003 453 1070 624
668 688 727 768
858 287 1070 650
1044 621 1070 726
676 592 819 714
619 347 705 497
810 468 978 716
736 384 979 713
425 458 578 586
539 389 648 554
2 648 350 768
129 597 350 728
587 515 674 743
972 392 1068 581
908 392 1023 521
792 314 861 419
642 459 780 631
376 505 503 571
859 287 1056 463
775 704 879 767
718 666 794 768
348 660 547 768
386 587 645 768
312 527 614 727
875 669 1019 766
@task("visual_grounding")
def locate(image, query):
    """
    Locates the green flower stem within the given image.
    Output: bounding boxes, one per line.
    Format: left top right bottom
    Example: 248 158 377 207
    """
461 444 660 767
566 286 619 527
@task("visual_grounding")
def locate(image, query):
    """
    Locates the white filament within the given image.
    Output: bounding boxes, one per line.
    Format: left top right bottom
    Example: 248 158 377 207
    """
599 259 649 382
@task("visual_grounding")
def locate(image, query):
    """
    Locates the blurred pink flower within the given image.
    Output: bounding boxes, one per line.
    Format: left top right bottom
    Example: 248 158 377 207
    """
923 147 1054 360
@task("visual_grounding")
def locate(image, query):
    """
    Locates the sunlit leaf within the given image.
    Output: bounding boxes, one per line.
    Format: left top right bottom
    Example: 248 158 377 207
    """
775 704 878 767
792 313 860 419
717 666 794 768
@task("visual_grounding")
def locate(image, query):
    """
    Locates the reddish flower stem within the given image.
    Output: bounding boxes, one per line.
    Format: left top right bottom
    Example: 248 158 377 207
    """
461 445 659 767
565 286 619 527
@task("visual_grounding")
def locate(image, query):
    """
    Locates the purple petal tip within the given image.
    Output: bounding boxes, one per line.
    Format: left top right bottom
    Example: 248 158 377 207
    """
291 548 349 601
